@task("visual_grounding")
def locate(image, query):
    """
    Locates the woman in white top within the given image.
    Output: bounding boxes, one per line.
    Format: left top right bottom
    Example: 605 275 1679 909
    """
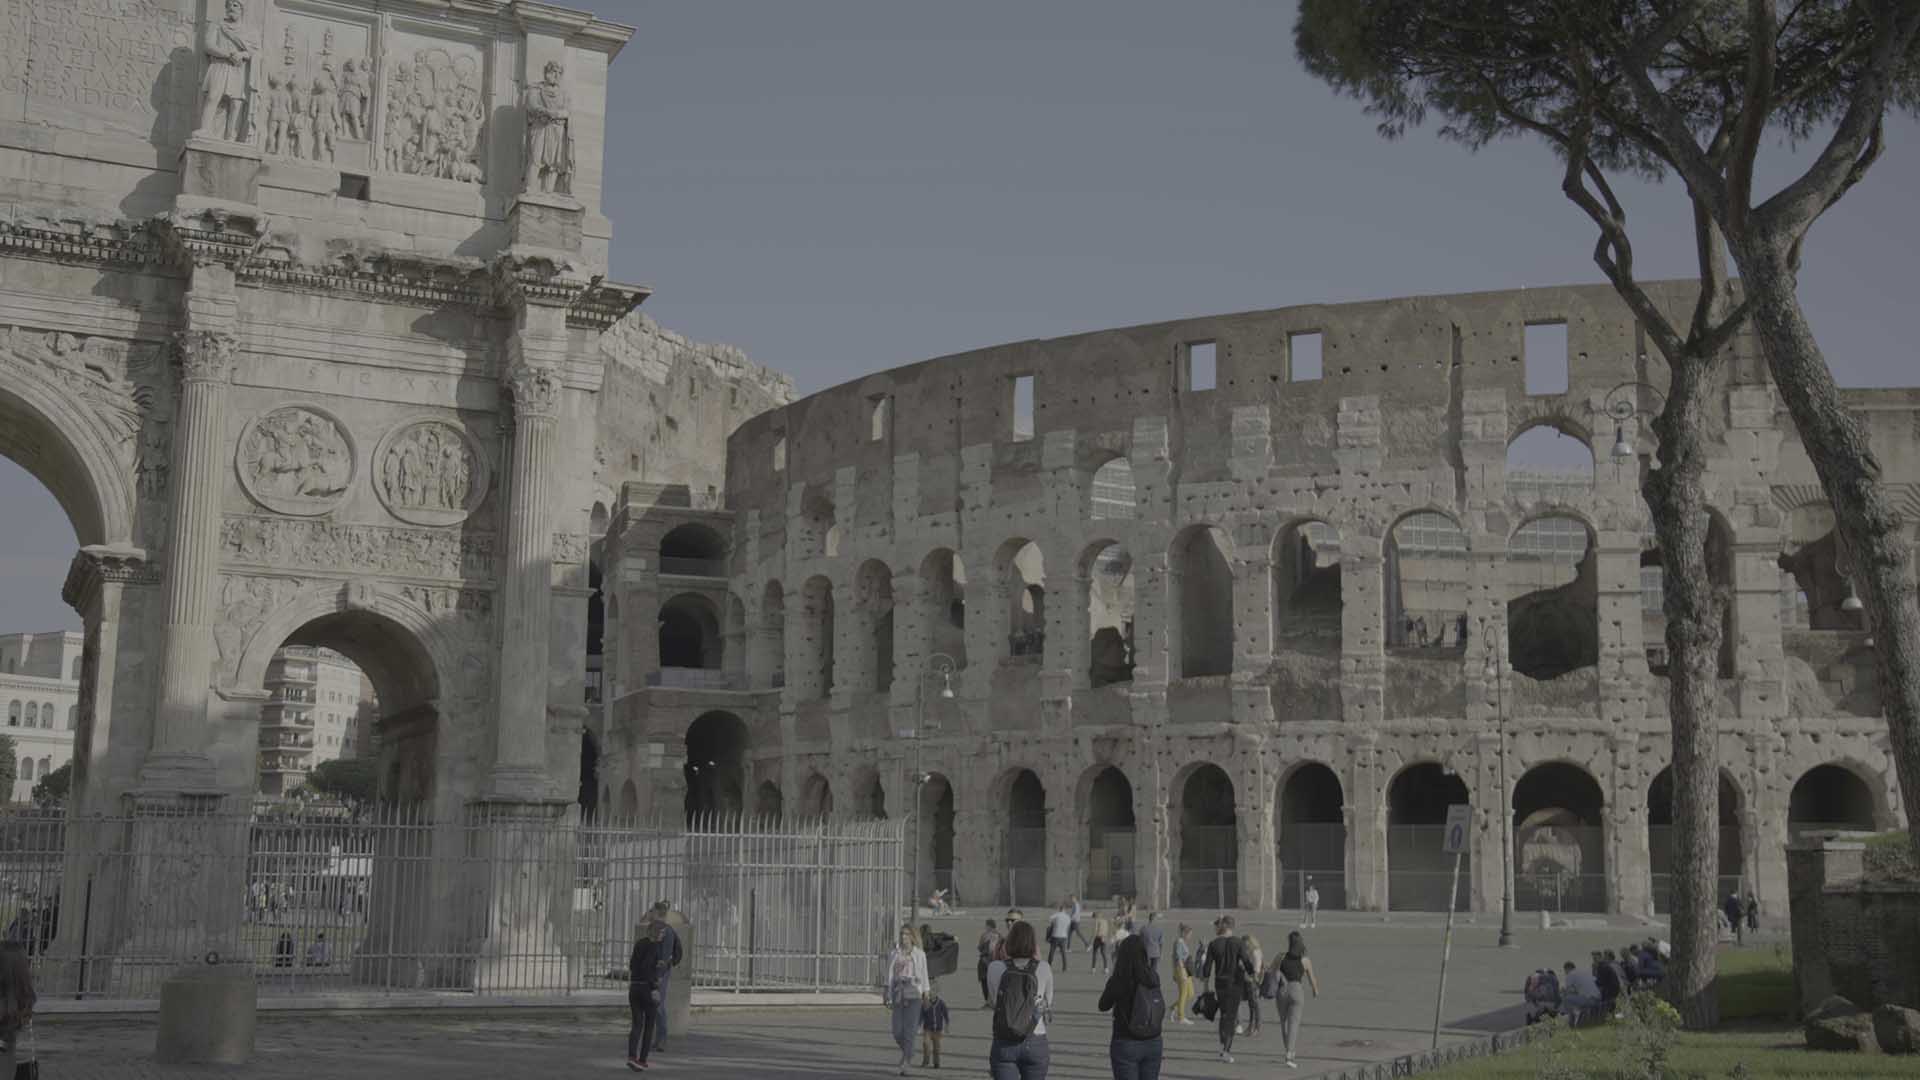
985 920 1055 1079
886 925 932 1076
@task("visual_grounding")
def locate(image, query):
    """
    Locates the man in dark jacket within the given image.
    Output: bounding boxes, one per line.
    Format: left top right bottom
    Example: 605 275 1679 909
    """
626 918 670 1069
1199 916 1254 1064
646 901 684 1053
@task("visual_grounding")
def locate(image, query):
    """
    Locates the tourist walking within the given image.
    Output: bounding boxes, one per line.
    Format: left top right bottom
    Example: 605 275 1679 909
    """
625 917 670 1070
0 942 33 1077
1098 933 1165 1080
1241 933 1264 1036
986 920 1054 1079
920 981 950 1069
1272 930 1320 1068
1723 893 1745 945
1199 915 1254 1063
1171 925 1196 1024
1090 910 1112 974
1046 902 1073 971
978 919 1004 1007
1071 895 1090 948
1303 877 1320 928
645 902 683 1052
1744 891 1759 935
886 925 932 1076
1142 911 1164 973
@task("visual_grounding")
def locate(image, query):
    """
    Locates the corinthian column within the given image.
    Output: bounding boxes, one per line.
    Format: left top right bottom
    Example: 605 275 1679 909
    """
142 327 238 793
488 359 563 801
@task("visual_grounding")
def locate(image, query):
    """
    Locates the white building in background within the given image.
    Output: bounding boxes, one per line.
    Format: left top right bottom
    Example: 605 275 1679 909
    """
258 647 376 798
0 631 82 802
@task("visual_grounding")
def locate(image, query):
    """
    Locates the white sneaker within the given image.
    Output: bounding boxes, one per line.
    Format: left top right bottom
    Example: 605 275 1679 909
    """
1179 1016 1195 1025
1286 1058 1298 1068
1235 1024 1245 1035
1218 1050 1235 1063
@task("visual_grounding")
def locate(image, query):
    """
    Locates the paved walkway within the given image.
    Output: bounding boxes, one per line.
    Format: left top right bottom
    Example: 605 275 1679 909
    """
50 913 1716 1078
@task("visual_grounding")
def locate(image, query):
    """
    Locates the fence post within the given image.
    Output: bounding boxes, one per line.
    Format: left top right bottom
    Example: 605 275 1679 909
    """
814 824 826 993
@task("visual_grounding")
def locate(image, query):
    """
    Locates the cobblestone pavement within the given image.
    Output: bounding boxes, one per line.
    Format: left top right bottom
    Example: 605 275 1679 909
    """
54 914 1748 1079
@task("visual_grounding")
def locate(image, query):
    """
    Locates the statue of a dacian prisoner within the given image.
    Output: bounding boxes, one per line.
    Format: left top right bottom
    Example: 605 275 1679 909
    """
522 60 575 194
197 0 262 143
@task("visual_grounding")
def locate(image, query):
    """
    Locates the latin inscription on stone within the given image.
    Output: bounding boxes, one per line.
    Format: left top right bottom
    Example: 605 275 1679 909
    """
0 0 197 137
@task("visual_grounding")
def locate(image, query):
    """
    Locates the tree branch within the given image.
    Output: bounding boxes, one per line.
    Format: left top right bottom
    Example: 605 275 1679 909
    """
1725 0 1778 235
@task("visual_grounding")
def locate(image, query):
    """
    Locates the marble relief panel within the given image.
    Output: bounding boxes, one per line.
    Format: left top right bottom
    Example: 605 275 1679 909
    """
258 3 375 169
380 25 490 184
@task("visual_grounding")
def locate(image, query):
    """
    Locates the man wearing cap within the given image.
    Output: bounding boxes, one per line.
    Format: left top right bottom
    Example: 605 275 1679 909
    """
647 901 684 1053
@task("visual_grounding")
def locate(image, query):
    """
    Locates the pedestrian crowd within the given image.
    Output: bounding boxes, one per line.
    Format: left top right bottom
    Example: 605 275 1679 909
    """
1524 937 1670 1027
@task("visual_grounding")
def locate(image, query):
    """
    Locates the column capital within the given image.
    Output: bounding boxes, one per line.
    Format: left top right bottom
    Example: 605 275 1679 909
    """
503 360 564 421
174 329 239 383
62 544 156 614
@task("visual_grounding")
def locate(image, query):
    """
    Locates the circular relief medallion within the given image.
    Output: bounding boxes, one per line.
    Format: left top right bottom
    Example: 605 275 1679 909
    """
373 419 490 526
236 405 356 516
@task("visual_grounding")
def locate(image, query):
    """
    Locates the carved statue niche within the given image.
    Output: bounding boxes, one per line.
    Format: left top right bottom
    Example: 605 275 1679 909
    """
373 419 490 527
522 60 574 194
196 0 261 143
236 406 356 516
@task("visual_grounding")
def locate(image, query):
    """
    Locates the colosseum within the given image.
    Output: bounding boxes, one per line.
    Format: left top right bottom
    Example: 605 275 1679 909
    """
598 280 1915 921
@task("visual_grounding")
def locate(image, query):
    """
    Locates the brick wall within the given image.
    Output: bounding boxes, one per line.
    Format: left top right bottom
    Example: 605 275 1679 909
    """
1787 836 1920 1013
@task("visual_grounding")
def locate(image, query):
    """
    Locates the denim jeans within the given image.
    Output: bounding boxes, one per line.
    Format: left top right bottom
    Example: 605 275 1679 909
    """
1108 1035 1163 1080
988 1034 1051 1080
654 974 671 1047
1276 979 1307 1059
891 996 924 1067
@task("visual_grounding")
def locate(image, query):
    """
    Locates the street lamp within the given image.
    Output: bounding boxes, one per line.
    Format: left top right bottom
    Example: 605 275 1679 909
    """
908 653 956 915
1480 617 1516 949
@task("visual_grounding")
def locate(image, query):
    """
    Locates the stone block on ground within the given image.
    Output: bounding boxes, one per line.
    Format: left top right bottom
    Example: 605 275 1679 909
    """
154 963 256 1065
1803 995 1878 1053
1872 1004 1920 1054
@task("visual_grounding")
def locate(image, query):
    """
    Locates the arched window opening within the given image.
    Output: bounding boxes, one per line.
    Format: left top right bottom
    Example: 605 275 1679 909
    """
756 780 785 823
619 780 639 819
799 773 834 819
1513 763 1607 913
1788 764 1881 839
1647 768 1744 913
1087 545 1135 687
1004 770 1047 907
660 522 727 577
1274 521 1342 646
21 703 35 728
1177 764 1237 907
5 702 15 727
1000 540 1046 660
1506 424 1594 492
684 711 749 823
1172 526 1235 678
853 768 887 820
1386 764 1471 911
917 774 956 901
658 594 722 671
1090 458 1136 520
1507 515 1597 680
258 613 430 804
1085 767 1136 901
1276 763 1345 908
919 550 968 670
1385 513 1468 650
1777 505 1866 631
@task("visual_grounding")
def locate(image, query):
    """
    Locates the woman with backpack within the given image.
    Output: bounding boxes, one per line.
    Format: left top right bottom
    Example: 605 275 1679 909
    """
985 919 1054 1079
885 925 931 1076
1097 932 1164 1080
1272 930 1321 1069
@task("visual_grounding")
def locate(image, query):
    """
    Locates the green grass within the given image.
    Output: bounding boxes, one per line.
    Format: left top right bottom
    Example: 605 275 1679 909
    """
1429 1025 1913 1078
1716 945 1794 1021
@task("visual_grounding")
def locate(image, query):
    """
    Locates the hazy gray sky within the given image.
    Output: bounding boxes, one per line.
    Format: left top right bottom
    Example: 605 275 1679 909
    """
3 0 1915 632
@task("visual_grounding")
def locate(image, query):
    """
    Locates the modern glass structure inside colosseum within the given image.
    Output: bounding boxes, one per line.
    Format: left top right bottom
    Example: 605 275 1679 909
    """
597 279 1912 919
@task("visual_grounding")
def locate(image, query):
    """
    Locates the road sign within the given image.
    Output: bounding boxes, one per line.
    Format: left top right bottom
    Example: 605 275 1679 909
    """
1442 804 1471 854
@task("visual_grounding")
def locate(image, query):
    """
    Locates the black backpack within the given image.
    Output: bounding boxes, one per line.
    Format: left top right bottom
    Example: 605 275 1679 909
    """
1126 979 1166 1039
992 960 1042 1042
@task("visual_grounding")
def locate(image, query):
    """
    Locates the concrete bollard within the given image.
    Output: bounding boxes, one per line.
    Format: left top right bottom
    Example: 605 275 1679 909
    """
662 910 694 1040
154 959 256 1065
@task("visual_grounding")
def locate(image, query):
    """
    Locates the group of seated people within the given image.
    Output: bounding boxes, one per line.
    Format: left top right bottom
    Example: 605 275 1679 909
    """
1525 938 1668 1025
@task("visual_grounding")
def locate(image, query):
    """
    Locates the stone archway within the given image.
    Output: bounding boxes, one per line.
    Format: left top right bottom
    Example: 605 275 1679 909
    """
1512 762 1607 913
684 710 749 823
1277 762 1345 908
1386 762 1471 911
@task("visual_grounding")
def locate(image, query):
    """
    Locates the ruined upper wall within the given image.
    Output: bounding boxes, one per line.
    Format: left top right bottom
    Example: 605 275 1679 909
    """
0 0 632 270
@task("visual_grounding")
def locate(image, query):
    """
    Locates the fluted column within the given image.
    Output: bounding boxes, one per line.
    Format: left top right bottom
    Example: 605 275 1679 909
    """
142 325 238 792
488 360 563 801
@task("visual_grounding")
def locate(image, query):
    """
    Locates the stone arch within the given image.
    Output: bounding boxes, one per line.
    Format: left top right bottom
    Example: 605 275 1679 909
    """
658 592 722 670
914 771 956 900
1169 523 1235 679
917 548 968 670
996 766 1048 906
796 486 835 559
1385 761 1471 911
1787 760 1891 837
755 779 785 822
619 779 639 818
1079 763 1137 901
799 771 834 818
660 521 727 575
1647 766 1747 912
0 349 138 548
798 574 836 700
1272 518 1343 647
1384 509 1469 649
1175 761 1237 907
1777 500 1865 631
1505 509 1599 680
995 538 1046 660
1079 539 1136 688
853 559 895 694
1089 455 1136 520
1505 418 1596 491
684 710 749 823
1512 760 1607 913
850 762 888 820
1276 760 1345 908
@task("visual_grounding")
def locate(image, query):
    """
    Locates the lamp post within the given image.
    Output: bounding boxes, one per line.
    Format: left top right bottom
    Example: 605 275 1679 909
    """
1479 618 1516 948
908 653 957 915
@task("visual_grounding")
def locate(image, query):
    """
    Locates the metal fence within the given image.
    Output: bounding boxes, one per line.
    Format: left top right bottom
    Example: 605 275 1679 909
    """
1278 822 1346 909
1174 869 1239 909
1388 825 1471 911
7 806 902 1000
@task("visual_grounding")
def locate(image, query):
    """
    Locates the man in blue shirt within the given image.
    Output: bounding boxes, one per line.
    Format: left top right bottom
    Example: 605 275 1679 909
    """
1143 910 1165 971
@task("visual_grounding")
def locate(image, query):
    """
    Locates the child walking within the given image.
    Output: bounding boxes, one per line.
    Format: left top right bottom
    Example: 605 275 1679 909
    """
920 980 950 1069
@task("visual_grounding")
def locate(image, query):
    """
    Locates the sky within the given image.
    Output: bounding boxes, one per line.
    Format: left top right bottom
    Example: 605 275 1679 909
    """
3 0 1916 633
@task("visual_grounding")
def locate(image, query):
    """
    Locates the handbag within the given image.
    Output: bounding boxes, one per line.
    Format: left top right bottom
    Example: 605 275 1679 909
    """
1260 968 1279 1000
1193 988 1218 1020
13 1020 35 1080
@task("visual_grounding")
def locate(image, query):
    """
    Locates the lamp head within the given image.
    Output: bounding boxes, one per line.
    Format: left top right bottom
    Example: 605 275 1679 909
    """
1841 592 1864 613
1611 422 1635 461
939 671 955 699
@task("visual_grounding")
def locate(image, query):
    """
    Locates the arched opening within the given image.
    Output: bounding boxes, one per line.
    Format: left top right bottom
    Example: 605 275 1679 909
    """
852 766 887 820
1090 457 1135 520
684 711 749 823
1386 763 1471 911
657 593 722 671
799 772 834 819
659 522 727 577
1003 769 1047 906
1177 763 1238 907
1171 525 1235 678
1788 764 1882 838
1086 544 1136 688
588 501 610 537
998 540 1046 660
1084 766 1136 902
918 549 969 670
1512 762 1606 913
797 490 835 560
619 780 639 818
1273 520 1342 647
756 779 785 822
1385 512 1468 649
1276 763 1345 909
799 576 835 699
1506 514 1598 680
1647 767 1745 913
855 560 895 694
577 729 600 820
585 557 605 704
1777 504 1865 631
916 773 955 901
1505 423 1595 490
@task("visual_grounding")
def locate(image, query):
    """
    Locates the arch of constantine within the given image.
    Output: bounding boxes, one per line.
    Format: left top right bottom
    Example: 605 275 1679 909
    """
0 0 1912 991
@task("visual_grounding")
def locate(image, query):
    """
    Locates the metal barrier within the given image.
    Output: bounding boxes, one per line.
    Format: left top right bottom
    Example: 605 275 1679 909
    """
10 805 901 1000
1315 1023 1547 1080
1173 869 1239 909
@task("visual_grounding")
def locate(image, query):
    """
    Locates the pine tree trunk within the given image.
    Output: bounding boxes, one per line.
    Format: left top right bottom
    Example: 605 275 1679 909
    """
1645 350 1727 1031
1736 240 1920 865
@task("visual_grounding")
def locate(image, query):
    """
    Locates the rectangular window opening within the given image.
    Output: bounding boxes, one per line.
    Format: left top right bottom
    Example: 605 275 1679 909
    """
1186 341 1217 392
1524 322 1570 395
1010 374 1034 441
772 435 787 472
338 173 370 201
869 394 891 442
1289 332 1323 382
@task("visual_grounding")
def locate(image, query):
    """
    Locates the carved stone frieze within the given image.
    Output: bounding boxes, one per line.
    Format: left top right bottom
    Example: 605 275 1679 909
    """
221 514 495 581
0 326 166 456
374 420 490 526
384 45 487 182
236 405 355 516
552 532 588 566
213 573 305 675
